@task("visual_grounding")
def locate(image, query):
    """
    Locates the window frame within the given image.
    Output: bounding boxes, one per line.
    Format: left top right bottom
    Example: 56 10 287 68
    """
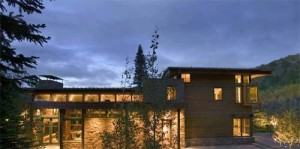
181 73 191 83
167 86 177 100
214 87 223 101
235 87 242 103
233 118 251 137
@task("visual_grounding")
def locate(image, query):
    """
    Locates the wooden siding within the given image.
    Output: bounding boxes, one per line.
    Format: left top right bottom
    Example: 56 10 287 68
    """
184 74 252 139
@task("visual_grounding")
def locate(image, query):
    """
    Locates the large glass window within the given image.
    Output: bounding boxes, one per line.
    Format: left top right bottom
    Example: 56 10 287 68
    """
242 119 250 136
132 94 143 102
100 94 115 102
248 86 258 103
63 119 82 141
35 94 51 101
52 94 67 102
43 118 59 144
181 73 190 83
116 94 131 102
68 94 83 102
40 109 59 116
84 94 99 102
162 120 172 146
233 118 250 137
233 118 241 136
243 75 250 84
65 109 82 118
236 87 242 103
63 110 82 142
235 75 242 83
167 87 177 100
214 88 222 100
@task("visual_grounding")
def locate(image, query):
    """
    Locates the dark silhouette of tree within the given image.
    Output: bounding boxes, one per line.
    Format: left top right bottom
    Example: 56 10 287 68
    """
133 45 148 87
0 0 50 148
147 26 159 78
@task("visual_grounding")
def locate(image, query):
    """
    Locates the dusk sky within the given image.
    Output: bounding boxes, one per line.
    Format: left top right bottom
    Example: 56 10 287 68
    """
10 0 300 87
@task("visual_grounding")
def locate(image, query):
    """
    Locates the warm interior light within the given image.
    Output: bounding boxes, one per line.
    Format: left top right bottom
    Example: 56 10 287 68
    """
181 73 190 83
214 88 222 100
235 75 241 83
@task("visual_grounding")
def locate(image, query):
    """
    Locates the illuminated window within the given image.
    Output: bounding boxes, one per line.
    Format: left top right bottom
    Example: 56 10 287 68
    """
214 88 222 100
167 87 177 100
181 73 190 83
40 109 59 116
242 119 250 136
162 120 172 145
100 94 115 102
52 94 66 102
68 94 83 102
84 94 99 102
248 86 258 103
235 75 241 83
132 94 143 102
86 109 101 118
35 94 51 101
233 118 250 137
43 118 59 144
243 75 250 84
236 87 242 103
63 110 82 143
65 109 82 118
233 118 241 136
116 94 131 102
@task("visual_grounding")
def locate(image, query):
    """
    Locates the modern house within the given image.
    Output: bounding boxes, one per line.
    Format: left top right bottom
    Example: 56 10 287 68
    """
26 67 271 149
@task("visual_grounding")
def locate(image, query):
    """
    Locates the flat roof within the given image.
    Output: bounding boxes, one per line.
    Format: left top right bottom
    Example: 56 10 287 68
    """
24 87 135 93
40 75 63 80
164 67 272 77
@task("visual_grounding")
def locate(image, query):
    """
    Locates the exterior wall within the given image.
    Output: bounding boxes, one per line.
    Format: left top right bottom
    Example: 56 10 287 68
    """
84 118 114 149
63 141 81 149
184 74 252 142
185 137 254 146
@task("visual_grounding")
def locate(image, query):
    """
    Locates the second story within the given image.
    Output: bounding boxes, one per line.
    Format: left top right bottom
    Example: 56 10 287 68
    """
163 67 272 106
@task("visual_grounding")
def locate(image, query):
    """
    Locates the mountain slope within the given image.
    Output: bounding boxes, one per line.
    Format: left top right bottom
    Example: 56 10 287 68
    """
254 53 300 91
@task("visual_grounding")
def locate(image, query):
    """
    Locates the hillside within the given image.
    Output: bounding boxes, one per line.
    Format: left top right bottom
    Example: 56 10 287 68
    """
254 53 300 91
252 54 300 140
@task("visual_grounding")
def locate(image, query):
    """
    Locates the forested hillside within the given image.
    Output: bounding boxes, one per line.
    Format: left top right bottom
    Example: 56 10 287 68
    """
252 53 300 147
254 53 300 91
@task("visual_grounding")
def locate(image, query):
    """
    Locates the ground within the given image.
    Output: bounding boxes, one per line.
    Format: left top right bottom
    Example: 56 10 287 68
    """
44 133 298 149
186 133 296 149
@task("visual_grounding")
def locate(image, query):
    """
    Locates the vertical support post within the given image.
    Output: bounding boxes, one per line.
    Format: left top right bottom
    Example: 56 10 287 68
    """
49 118 53 144
59 109 64 149
82 109 85 149
177 108 180 149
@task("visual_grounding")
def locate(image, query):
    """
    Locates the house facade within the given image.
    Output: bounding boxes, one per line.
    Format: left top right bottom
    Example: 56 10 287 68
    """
27 67 271 148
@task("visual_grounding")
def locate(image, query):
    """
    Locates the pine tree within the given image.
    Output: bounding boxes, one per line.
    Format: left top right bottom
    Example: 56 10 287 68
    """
0 0 50 148
133 45 148 87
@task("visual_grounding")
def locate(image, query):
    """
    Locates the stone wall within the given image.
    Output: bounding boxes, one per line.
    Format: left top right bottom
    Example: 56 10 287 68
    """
185 137 254 147
84 118 114 149
63 141 81 149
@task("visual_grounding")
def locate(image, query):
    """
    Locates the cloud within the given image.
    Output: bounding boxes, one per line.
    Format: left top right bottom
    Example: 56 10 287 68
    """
9 0 299 87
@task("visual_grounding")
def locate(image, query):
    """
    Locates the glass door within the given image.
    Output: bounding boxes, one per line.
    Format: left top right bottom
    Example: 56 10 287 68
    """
43 118 59 144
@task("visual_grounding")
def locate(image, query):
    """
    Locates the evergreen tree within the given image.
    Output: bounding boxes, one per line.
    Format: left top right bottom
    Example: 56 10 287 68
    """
0 0 50 148
133 45 148 87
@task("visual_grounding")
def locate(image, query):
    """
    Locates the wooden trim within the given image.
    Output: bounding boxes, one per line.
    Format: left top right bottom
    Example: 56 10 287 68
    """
177 108 180 149
59 109 64 149
82 109 85 149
